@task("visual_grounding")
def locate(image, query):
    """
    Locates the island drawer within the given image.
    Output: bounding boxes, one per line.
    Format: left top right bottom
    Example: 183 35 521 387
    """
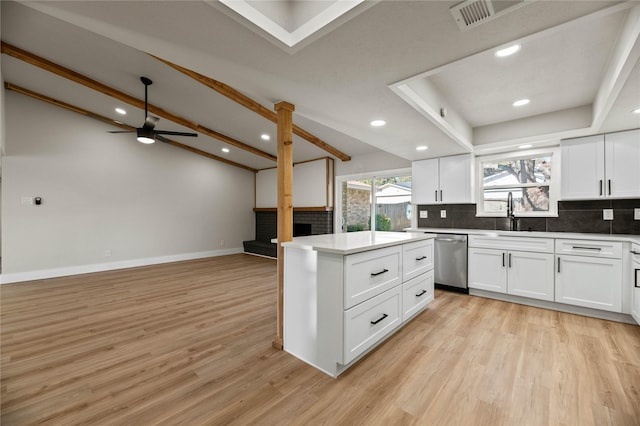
468 235 553 253
343 285 402 364
402 270 434 321
555 239 622 259
403 239 434 281
344 245 402 309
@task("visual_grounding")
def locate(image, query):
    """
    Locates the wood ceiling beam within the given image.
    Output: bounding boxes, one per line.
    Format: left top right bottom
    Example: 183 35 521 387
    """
5 82 258 173
1 41 276 162
151 55 352 162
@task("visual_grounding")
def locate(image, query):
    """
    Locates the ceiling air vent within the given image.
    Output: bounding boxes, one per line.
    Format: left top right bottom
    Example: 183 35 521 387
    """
450 0 528 31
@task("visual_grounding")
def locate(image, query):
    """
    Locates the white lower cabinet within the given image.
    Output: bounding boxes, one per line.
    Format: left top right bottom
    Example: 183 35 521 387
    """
402 270 434 321
555 254 622 312
468 247 507 293
468 236 554 302
344 286 402 364
284 236 435 377
554 239 623 313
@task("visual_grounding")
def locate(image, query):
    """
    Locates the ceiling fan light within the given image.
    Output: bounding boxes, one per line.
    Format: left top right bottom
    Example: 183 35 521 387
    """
137 136 155 144
136 128 155 144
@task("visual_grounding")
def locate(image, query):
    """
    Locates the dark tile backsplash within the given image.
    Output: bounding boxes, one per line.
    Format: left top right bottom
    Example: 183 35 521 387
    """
416 199 640 235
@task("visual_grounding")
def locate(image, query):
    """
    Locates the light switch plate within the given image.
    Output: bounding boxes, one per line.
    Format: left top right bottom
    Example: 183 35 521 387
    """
603 209 614 220
419 210 428 219
635 208 640 220
440 210 447 219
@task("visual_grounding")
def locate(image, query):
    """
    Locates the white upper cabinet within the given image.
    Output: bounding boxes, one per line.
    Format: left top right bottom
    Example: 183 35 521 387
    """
561 129 640 200
605 129 640 198
412 154 473 204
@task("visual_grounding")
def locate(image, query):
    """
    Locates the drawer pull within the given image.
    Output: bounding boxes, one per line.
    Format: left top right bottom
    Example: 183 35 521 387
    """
572 246 602 251
415 256 427 261
370 313 388 325
415 289 427 297
370 269 389 277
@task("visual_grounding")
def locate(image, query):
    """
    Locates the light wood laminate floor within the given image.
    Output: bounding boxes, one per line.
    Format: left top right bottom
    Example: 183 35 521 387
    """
2 254 639 425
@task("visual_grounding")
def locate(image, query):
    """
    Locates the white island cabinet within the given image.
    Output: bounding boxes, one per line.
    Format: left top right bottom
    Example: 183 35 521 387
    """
282 231 435 377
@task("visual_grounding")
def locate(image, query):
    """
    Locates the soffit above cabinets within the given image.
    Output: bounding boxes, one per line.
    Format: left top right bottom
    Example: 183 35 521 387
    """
390 3 640 154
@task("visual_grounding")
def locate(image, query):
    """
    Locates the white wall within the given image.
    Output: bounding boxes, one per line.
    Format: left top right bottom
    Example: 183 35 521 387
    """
2 92 256 282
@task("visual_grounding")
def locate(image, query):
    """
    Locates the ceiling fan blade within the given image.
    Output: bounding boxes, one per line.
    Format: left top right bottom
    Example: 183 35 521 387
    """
143 115 159 130
155 130 198 137
107 130 135 133
155 135 171 143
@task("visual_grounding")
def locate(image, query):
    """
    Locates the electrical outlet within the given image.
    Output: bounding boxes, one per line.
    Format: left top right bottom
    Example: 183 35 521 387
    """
419 211 428 219
635 208 640 220
603 209 614 220
440 210 447 219
220 240 225 247
104 249 111 257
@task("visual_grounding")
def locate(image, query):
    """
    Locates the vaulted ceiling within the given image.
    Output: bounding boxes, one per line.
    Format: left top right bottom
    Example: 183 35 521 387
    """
2 1 639 172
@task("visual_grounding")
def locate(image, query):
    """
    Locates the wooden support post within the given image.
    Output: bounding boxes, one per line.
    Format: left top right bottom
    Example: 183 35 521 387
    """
273 101 295 350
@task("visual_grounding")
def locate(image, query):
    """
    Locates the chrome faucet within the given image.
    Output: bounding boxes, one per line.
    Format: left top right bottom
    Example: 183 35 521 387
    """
507 191 518 231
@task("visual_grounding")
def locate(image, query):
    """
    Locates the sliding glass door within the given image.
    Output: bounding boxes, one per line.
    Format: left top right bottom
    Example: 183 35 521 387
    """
337 170 412 233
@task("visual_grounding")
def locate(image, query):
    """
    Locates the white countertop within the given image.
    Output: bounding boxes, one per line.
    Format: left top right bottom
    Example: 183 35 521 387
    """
405 227 640 244
279 231 435 255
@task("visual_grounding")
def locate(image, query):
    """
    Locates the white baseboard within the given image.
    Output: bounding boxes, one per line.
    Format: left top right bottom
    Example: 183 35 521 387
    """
0 247 244 284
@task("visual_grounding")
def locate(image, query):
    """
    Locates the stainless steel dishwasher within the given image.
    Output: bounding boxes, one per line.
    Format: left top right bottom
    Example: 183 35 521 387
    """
434 234 468 293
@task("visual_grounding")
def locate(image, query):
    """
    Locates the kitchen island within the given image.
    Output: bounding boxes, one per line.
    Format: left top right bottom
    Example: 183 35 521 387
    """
281 231 436 377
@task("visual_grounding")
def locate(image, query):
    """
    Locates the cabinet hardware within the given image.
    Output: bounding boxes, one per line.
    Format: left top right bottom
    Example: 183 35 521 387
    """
502 252 505 267
608 179 612 196
635 269 639 288
508 253 512 268
557 257 561 273
435 190 438 202
631 251 640 255
415 256 427 261
599 180 603 196
370 269 389 277
415 289 427 297
572 246 601 251
440 190 443 202
370 313 388 325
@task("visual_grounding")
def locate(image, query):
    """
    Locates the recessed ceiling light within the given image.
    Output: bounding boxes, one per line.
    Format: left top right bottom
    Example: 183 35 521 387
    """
513 99 530 107
115 107 127 115
370 120 386 127
222 148 230 153
416 146 428 151
261 133 271 141
495 44 521 58
518 144 533 149
633 107 640 114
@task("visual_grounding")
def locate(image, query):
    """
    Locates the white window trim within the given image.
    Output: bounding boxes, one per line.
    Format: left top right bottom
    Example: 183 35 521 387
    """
334 168 412 233
475 147 560 218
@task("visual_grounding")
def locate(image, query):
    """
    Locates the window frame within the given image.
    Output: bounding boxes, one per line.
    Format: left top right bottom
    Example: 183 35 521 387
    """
475 147 560 218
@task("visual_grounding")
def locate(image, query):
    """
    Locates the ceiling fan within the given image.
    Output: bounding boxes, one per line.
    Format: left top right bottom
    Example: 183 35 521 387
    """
109 76 198 144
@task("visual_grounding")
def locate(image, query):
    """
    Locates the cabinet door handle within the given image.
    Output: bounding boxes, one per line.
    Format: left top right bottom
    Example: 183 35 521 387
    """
370 269 389 277
599 180 603 196
508 253 512 268
572 246 601 251
435 190 438 202
440 190 443 202
415 289 427 297
631 251 640 255
557 257 561 273
416 256 427 261
370 313 388 325
608 179 612 196
635 269 639 288
502 252 506 267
